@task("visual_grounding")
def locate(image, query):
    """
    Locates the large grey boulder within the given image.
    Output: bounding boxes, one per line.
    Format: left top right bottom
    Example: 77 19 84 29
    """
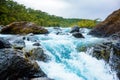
0 49 46 80
0 37 11 49
25 47 50 62
12 39 25 50
91 41 120 79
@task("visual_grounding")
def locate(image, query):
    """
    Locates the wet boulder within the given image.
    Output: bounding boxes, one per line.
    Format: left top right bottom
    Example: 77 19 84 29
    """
72 32 84 38
1 21 48 34
12 39 25 50
25 47 50 62
33 42 41 46
92 42 113 61
112 41 120 57
0 49 46 80
0 37 11 49
109 32 120 40
91 41 120 79
70 26 80 33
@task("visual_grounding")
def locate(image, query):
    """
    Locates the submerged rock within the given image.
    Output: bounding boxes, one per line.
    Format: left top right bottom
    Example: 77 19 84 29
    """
72 32 84 38
70 26 80 33
1 21 48 34
25 47 50 62
53 27 61 30
0 49 46 80
12 39 25 50
89 9 120 37
0 37 11 49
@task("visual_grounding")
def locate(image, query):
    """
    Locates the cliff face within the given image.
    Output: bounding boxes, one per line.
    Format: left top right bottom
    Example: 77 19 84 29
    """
89 9 120 37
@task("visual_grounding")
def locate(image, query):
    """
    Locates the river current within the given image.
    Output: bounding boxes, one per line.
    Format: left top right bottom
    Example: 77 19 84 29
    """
0 27 118 80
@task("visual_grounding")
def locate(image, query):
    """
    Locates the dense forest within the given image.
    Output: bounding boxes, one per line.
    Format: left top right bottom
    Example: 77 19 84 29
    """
0 0 100 28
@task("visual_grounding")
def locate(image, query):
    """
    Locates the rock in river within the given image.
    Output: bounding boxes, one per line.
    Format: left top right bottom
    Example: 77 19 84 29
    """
0 37 11 49
25 47 50 62
70 26 80 33
12 39 25 50
0 49 46 80
1 21 49 34
91 41 120 79
33 42 41 46
72 32 84 38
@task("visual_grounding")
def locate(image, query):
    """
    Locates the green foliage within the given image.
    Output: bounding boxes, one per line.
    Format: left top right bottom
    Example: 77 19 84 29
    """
77 19 97 28
0 0 99 27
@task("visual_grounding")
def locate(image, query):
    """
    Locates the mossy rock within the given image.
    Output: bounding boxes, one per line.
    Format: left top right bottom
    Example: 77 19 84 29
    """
1 21 48 34
25 47 50 62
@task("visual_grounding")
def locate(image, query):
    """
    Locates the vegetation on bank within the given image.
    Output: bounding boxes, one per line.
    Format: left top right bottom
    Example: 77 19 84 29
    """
0 0 100 28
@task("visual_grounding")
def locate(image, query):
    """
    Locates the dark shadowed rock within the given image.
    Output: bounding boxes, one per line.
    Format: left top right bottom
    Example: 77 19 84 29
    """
1 21 48 34
72 32 84 38
91 41 120 79
89 9 120 37
25 47 50 62
12 39 25 50
109 32 120 40
0 49 46 80
33 43 41 46
0 37 11 49
70 26 79 33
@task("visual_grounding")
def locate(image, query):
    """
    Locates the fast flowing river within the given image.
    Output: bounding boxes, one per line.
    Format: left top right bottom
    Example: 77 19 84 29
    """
0 27 118 80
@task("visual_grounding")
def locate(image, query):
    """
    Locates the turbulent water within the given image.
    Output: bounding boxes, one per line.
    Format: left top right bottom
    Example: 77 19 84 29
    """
0 27 118 80
36 28 117 80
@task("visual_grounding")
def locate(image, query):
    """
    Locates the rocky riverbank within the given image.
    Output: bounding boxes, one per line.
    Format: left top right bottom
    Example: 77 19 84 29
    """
90 40 120 79
0 21 48 34
89 9 120 37
0 37 52 80
88 8 120 79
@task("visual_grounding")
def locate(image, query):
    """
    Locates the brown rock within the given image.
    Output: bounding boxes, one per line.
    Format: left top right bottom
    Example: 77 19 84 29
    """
89 9 120 37
1 21 48 34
